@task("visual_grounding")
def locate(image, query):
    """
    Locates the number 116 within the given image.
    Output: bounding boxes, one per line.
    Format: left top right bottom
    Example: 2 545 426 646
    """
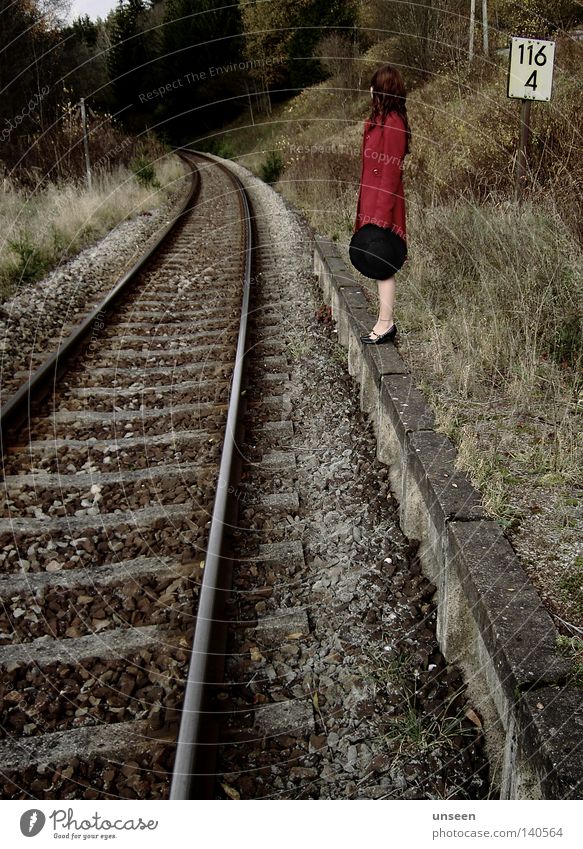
518 43 548 66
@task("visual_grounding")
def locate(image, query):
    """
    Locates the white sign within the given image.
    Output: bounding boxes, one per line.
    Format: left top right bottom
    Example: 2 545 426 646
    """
508 36 555 101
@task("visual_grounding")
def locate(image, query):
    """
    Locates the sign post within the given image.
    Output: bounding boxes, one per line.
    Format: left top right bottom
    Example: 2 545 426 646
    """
507 36 555 201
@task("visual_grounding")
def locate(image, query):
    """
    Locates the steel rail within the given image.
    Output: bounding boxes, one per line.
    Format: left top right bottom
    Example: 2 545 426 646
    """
169 153 253 800
0 151 201 456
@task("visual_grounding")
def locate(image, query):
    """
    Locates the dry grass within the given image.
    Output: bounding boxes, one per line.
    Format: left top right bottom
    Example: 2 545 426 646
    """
163 38 583 625
398 198 582 388
235 42 583 506
211 35 583 624
0 154 186 300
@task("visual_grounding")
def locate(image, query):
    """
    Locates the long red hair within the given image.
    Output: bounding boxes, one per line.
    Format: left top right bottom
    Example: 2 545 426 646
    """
368 64 411 156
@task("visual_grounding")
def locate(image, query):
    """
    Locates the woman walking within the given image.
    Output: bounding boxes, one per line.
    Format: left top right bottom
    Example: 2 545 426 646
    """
352 64 411 344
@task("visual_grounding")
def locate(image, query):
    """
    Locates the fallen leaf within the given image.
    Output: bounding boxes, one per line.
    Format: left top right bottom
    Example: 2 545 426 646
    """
465 708 482 728
221 782 240 800
4 690 23 704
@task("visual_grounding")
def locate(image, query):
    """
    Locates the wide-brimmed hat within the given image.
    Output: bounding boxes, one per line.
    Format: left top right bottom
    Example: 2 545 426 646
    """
349 223 407 279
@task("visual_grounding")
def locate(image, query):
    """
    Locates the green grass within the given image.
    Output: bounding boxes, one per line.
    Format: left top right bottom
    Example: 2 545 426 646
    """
383 696 474 756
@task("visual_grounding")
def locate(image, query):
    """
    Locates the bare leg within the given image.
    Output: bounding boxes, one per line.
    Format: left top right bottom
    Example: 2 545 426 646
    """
368 274 396 337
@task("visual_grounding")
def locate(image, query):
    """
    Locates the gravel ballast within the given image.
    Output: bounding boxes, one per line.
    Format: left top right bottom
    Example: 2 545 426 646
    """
211 156 490 800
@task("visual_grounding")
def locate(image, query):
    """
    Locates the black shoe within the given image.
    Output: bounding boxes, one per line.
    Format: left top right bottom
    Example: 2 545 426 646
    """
361 323 397 345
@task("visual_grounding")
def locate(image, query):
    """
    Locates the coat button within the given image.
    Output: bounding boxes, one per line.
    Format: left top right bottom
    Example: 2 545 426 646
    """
373 167 379 175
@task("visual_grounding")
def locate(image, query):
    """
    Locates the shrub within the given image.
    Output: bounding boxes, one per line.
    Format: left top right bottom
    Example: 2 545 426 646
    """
215 140 236 160
260 150 284 184
315 33 362 101
131 155 160 188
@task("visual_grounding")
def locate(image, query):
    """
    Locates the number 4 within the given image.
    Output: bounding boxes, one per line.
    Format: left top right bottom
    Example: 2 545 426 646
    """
525 70 537 91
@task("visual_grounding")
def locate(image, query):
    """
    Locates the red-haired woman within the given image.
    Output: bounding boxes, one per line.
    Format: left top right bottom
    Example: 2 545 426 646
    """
353 64 411 344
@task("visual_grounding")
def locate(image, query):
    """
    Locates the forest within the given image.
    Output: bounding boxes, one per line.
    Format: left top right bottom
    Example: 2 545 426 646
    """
0 0 361 180
1 0 582 182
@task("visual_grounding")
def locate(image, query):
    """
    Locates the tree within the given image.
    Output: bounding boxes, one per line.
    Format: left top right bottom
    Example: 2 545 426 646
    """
357 1 494 79
60 15 111 111
161 0 244 140
240 0 359 108
286 0 359 90
108 0 155 128
0 0 65 153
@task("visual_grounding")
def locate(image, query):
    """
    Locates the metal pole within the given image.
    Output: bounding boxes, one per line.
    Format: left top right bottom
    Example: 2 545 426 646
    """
469 0 476 61
80 98 92 190
482 0 489 56
516 98 531 202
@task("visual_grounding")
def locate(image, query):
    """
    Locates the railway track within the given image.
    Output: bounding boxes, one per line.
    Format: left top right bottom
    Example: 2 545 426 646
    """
0 151 489 802
0 151 252 799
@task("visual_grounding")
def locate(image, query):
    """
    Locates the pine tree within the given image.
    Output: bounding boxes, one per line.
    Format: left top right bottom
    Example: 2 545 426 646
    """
160 0 244 140
108 0 153 126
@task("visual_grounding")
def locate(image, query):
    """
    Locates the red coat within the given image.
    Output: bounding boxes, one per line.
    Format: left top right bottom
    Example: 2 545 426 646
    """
354 112 407 243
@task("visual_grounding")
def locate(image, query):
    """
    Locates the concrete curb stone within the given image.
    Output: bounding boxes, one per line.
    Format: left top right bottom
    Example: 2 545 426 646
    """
313 234 582 799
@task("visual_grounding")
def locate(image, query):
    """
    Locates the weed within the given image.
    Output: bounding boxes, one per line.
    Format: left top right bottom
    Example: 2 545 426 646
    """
382 688 476 758
382 650 417 684
330 343 348 366
286 336 309 361
51 228 67 256
559 557 583 618
0 155 184 302
7 233 49 286
556 633 583 688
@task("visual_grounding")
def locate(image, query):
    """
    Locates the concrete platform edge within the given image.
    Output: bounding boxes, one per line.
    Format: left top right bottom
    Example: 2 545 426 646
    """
313 234 582 800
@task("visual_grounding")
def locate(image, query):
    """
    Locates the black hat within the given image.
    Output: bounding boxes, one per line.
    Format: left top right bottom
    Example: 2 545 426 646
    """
349 223 407 280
